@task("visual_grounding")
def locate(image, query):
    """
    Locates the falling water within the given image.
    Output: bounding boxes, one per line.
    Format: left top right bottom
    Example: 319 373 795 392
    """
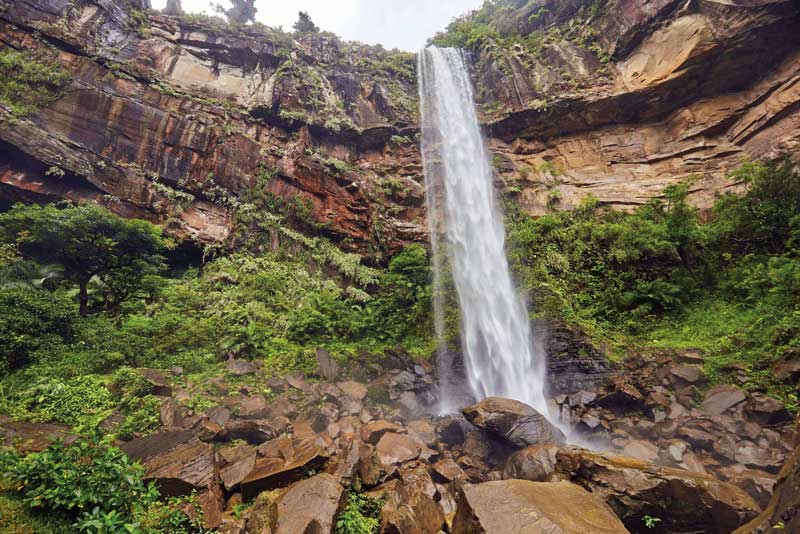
418 47 550 417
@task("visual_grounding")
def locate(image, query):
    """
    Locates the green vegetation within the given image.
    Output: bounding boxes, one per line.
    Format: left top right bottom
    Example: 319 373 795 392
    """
505 159 800 409
335 490 383 534
0 203 166 315
0 47 70 117
0 436 211 533
0 200 433 426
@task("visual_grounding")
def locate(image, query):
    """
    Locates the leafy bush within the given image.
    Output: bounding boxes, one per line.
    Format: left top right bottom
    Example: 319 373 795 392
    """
0 437 152 517
4 375 112 427
0 47 70 116
0 287 75 373
335 490 383 534
0 436 211 533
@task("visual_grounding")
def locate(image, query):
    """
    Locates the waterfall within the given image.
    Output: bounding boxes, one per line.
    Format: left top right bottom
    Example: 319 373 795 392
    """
418 47 550 418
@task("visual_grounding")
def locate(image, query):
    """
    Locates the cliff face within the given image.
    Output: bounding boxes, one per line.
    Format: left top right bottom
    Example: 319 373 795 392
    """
467 0 800 214
0 0 424 258
1 0 799 252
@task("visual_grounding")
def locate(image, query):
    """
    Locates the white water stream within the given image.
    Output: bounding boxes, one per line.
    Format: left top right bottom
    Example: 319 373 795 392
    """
418 47 552 419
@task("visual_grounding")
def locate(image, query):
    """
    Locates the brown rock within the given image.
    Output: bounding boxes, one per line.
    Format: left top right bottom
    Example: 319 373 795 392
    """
138 369 172 396
360 420 402 444
241 437 328 500
337 380 368 400
225 359 260 376
375 432 421 466
501 444 559 482
621 440 659 463
432 458 467 483
160 398 184 428
0 421 78 453
452 480 629 534
669 364 706 385
120 430 194 462
701 385 747 415
462 397 565 448
316 347 339 380
142 439 217 496
744 393 793 426
274 474 344 534
366 479 445 534
555 446 760 533
220 450 256 491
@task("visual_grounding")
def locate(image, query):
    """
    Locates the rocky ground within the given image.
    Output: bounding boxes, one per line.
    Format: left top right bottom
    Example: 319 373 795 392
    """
2 344 796 533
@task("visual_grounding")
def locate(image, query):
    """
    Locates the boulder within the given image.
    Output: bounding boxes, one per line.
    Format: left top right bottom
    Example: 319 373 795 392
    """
138 369 172 396
360 420 402 444
273 474 344 534
501 444 559 482
734 443 800 534
141 439 217 496
120 430 194 462
375 432 421 466
337 380 368 400
700 385 747 415
366 479 445 534
219 449 257 491
744 393 792 426
316 347 339 380
432 458 467 483
668 364 706 385
452 480 629 533
246 473 345 534
555 446 760 533
225 358 259 376
462 397 565 448
621 440 659 463
240 437 328 500
0 421 78 453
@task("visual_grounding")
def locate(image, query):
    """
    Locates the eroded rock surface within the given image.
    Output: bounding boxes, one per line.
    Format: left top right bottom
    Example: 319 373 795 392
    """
452 479 629 534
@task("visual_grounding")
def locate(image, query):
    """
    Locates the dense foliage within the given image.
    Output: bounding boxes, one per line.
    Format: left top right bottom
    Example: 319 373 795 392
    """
505 159 800 408
0 436 209 533
0 203 166 314
0 47 70 117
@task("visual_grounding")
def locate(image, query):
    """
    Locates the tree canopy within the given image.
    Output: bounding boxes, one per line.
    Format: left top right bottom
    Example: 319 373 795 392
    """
293 11 319 34
0 203 166 314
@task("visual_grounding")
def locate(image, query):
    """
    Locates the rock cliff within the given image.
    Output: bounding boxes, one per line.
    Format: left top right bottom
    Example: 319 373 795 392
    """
1 0 799 252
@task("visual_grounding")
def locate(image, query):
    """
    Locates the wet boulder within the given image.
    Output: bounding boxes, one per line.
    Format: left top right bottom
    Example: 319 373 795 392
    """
555 446 760 534
245 473 345 534
452 479 629 533
366 479 445 534
500 444 559 482
462 397 565 448
241 436 329 500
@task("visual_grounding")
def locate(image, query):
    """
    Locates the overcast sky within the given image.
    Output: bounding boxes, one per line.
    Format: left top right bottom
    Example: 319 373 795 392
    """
149 0 483 51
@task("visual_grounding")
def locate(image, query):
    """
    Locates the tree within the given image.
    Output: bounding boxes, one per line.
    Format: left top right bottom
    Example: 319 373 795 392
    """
293 11 319 34
163 0 183 16
215 0 257 24
0 203 166 314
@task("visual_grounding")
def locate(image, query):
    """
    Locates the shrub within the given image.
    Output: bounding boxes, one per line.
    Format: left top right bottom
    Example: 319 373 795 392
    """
7 375 113 427
0 436 153 517
335 490 383 534
0 287 75 373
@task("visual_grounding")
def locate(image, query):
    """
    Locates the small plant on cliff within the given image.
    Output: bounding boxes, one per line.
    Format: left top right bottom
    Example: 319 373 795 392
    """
0 48 70 116
335 490 383 534
643 515 662 529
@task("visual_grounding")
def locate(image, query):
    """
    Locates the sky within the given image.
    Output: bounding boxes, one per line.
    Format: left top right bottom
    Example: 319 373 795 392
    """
149 0 484 51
